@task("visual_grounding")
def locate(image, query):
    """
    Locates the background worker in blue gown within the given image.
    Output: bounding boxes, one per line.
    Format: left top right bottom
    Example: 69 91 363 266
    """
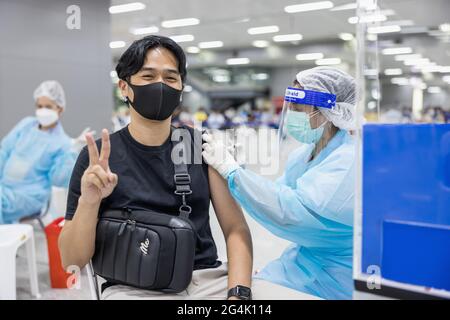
0 80 86 224
202 67 357 300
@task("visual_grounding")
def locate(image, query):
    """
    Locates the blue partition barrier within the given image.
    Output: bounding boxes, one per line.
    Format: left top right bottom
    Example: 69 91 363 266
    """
362 124 450 289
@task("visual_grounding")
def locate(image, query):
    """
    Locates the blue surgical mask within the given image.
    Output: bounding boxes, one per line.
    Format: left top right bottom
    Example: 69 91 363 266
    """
286 110 326 144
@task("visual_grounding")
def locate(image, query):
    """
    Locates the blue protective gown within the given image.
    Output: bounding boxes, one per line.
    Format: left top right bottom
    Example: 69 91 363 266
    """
0 117 77 224
228 129 355 300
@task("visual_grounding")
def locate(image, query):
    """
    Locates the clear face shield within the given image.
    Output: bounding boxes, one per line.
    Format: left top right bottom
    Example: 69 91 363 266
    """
277 86 337 165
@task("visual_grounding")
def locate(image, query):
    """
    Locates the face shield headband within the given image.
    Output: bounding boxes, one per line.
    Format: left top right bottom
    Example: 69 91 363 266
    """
284 87 336 109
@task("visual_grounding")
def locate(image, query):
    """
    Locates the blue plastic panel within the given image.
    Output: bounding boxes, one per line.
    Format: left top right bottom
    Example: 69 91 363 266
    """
382 220 450 291
361 124 450 286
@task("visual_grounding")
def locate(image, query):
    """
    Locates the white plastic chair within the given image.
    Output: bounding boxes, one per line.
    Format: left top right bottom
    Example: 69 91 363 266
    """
86 261 100 300
0 224 41 300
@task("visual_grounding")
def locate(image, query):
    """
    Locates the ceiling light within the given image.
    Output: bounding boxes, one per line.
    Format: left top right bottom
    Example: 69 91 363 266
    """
251 73 269 81
248 25 279 35
407 77 421 85
234 18 251 23
379 9 396 16
339 33 354 41
187 46 200 54
161 18 200 28
395 54 422 61
296 53 324 60
209 68 229 75
419 65 443 73
213 75 230 83
391 77 409 85
109 41 126 49
252 40 270 48
367 101 377 110
348 14 387 24
285 1 334 13
315 58 341 65
109 2 145 14
427 86 442 94
417 62 437 68
184 85 193 93
440 66 450 73
130 26 159 35
198 41 224 49
368 25 401 34
366 34 377 41
383 20 414 27
404 58 431 66
443 75 450 83
359 0 377 10
419 83 428 90
330 2 357 11
226 58 250 65
364 69 379 77
273 34 303 42
384 68 403 76
439 23 450 33
428 30 447 37
347 16 358 24
170 34 195 43
382 47 413 55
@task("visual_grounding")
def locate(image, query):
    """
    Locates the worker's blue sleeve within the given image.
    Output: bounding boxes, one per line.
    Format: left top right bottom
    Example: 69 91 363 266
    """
0 117 35 179
48 144 78 188
227 142 355 247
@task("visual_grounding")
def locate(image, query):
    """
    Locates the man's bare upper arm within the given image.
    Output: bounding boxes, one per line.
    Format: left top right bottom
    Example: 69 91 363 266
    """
208 166 248 237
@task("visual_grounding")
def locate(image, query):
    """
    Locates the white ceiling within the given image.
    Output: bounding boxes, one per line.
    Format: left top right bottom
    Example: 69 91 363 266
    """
110 0 450 49
109 0 450 87
111 0 355 47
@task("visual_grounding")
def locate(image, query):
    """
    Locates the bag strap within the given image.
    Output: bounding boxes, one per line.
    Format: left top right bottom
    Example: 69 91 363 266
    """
173 128 193 219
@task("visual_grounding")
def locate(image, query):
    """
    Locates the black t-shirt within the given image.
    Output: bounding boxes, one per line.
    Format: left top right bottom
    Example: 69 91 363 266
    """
65 125 221 270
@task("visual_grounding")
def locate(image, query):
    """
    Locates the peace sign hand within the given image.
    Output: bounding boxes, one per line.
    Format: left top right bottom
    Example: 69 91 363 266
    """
80 129 118 206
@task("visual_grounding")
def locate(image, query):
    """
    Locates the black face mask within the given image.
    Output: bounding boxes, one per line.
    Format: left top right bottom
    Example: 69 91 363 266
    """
126 82 182 121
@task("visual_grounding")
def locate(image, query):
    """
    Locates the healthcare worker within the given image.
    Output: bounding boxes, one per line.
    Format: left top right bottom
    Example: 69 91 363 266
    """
202 67 356 300
0 81 81 224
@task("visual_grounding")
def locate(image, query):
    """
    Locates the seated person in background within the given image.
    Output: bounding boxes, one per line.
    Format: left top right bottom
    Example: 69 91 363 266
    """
58 35 313 300
0 81 79 224
207 110 226 130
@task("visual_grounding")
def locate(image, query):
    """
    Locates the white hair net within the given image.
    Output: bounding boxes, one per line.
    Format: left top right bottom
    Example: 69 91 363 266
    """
296 67 356 130
33 80 66 109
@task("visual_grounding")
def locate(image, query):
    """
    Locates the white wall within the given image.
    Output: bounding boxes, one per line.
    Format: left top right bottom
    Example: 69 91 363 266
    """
0 0 113 138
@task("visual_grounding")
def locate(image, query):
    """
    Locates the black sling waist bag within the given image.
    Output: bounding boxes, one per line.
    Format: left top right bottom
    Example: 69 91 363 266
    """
92 131 196 293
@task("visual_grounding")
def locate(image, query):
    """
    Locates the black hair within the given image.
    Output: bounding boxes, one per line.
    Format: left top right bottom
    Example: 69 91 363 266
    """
115 35 187 83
